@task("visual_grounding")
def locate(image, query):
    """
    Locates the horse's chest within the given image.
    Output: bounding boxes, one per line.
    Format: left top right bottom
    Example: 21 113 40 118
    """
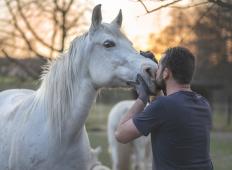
9 126 92 170
8 124 49 170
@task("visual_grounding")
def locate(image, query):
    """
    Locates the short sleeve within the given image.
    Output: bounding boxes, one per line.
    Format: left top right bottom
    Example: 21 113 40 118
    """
133 97 166 136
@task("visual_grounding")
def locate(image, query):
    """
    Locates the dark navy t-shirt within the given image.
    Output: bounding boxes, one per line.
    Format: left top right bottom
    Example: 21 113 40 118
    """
133 91 213 170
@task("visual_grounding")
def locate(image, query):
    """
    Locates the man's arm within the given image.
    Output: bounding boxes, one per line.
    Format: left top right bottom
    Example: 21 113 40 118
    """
115 74 151 144
115 98 146 144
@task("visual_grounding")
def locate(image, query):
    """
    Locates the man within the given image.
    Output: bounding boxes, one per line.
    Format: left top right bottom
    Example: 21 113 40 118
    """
115 47 213 170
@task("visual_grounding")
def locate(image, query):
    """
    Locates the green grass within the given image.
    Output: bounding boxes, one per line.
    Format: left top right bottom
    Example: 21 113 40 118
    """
0 76 39 90
86 103 115 131
210 132 232 170
212 112 232 131
88 130 232 170
87 103 232 170
88 131 112 168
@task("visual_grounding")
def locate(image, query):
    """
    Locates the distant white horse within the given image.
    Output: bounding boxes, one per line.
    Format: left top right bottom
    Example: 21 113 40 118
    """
90 147 110 170
108 100 152 170
0 4 157 170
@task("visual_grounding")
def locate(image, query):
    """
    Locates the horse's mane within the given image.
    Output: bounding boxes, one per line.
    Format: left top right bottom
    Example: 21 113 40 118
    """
37 34 87 136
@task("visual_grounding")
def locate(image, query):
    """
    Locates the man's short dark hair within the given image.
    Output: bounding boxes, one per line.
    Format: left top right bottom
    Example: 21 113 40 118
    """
161 46 195 84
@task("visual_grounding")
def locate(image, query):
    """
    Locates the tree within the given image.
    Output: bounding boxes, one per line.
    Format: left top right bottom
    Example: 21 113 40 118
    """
137 0 232 13
0 0 91 60
193 4 232 66
145 0 232 65
147 7 197 58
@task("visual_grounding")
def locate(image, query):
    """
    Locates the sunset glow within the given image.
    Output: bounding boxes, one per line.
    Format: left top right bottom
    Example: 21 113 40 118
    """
0 0 181 58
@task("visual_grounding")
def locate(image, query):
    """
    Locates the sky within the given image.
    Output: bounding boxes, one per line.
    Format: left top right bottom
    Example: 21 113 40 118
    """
91 0 172 50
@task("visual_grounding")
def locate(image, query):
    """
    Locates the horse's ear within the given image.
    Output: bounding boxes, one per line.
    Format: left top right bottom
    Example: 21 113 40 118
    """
90 4 102 33
111 9 122 28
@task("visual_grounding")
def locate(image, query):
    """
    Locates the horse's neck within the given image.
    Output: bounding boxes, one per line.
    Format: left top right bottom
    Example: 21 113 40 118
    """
36 48 98 140
66 79 97 134
38 75 97 140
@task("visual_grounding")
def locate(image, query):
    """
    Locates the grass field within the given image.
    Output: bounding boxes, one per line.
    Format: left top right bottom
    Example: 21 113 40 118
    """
88 126 232 170
1 76 232 169
210 132 232 170
88 131 232 170
87 103 232 170
89 132 232 170
0 76 39 90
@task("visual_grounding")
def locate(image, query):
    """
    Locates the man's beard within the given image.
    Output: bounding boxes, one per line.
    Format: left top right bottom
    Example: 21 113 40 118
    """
155 75 166 95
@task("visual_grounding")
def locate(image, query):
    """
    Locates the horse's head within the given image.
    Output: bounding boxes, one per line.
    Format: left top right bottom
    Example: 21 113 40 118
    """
84 5 158 93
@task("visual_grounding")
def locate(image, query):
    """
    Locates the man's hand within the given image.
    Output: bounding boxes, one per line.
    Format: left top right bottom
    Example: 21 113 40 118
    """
135 74 150 105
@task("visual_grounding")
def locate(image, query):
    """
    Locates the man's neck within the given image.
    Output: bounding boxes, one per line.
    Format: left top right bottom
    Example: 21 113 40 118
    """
166 79 191 96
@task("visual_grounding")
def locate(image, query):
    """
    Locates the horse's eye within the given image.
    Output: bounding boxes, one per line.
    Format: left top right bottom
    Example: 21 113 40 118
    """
103 40 115 48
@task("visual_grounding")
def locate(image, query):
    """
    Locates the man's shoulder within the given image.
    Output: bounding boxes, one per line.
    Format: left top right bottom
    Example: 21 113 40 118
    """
148 96 171 110
150 96 166 105
152 95 177 105
150 92 191 109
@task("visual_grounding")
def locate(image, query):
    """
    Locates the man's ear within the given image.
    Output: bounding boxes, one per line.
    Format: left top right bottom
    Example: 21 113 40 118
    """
162 68 170 80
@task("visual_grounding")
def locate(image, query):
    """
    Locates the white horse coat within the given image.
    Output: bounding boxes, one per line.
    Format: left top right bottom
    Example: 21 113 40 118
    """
0 4 157 170
90 147 110 170
108 100 152 170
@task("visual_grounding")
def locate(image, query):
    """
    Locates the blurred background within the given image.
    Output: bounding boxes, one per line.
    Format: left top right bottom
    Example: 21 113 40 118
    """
0 0 231 169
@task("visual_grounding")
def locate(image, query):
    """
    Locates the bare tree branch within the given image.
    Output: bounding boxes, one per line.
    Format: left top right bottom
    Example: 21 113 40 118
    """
137 0 149 12
1 0 90 60
208 0 232 10
178 4 215 44
65 0 74 12
53 0 67 52
21 0 53 13
138 0 232 14
0 18 12 24
66 9 87 30
171 1 209 9
0 29 21 38
15 0 60 52
50 0 59 58
0 38 31 51
4 0 47 60
53 0 63 12
60 10 67 52
138 0 182 14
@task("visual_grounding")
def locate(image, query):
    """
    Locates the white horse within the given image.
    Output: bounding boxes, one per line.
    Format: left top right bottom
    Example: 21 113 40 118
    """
90 147 110 170
108 100 153 170
0 4 157 170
